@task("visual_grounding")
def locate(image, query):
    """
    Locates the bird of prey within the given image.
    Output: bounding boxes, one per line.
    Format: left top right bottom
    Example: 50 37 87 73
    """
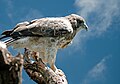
0 14 88 72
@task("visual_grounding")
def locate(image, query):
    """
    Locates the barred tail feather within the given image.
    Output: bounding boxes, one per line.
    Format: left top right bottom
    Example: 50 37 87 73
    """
0 30 12 40
4 38 16 47
0 35 8 40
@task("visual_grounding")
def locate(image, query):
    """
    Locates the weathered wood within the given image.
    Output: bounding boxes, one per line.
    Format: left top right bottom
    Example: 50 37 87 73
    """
23 49 68 84
0 42 68 84
0 42 23 84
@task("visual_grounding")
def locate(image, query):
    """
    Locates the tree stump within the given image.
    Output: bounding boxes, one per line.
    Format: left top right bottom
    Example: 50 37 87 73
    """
0 42 23 84
23 49 68 84
0 42 68 84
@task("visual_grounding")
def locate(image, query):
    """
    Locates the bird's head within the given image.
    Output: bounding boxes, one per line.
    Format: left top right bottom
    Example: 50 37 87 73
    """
66 14 88 32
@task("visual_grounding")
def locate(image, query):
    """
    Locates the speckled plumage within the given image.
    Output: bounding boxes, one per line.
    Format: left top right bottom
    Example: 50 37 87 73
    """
0 14 88 71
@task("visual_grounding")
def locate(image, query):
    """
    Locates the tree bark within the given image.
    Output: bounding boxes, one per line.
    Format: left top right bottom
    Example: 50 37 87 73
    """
23 49 68 84
0 42 68 84
0 42 23 84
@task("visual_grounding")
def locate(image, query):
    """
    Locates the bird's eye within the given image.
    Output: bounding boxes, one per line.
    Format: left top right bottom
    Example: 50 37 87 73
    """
76 19 84 24
76 19 84 28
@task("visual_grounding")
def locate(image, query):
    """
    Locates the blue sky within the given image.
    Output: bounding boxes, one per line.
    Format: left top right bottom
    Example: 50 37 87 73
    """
0 0 120 84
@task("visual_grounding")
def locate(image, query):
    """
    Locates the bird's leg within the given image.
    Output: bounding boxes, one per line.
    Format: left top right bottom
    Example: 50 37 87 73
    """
50 62 65 76
48 49 64 76
50 63 57 72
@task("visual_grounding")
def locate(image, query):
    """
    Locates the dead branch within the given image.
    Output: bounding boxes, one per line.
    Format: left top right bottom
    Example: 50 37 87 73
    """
23 49 68 84
0 42 23 84
0 42 68 84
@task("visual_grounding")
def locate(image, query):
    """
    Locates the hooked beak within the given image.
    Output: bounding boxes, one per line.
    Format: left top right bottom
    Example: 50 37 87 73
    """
83 23 88 31
84 23 88 31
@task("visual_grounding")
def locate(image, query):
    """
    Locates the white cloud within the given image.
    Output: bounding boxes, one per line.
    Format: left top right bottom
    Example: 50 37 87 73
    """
72 0 120 49
3 0 43 24
20 8 43 22
81 56 110 84
4 0 14 23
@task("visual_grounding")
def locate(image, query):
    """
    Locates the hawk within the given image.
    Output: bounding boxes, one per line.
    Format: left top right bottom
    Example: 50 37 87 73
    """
0 14 88 72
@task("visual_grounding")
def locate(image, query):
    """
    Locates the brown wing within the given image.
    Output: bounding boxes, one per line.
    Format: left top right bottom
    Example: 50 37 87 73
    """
0 21 30 39
5 18 73 39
